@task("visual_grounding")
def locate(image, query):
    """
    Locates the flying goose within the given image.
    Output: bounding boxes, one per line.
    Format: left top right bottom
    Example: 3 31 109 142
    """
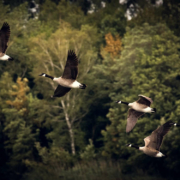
126 120 180 157
0 22 13 61
116 95 156 133
39 50 86 98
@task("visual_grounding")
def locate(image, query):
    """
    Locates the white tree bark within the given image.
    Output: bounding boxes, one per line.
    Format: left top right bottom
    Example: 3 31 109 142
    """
61 99 76 155
32 26 96 155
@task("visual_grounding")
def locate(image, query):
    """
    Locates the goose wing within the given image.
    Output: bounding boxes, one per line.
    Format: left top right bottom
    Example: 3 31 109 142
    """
137 95 153 106
144 135 152 147
144 120 174 151
126 108 144 133
0 22 10 56
62 50 78 80
53 85 71 97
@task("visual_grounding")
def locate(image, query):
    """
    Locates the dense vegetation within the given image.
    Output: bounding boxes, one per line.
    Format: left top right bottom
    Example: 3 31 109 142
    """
0 0 180 179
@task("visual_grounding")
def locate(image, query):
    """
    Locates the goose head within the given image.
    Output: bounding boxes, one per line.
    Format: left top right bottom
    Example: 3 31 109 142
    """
39 73 46 77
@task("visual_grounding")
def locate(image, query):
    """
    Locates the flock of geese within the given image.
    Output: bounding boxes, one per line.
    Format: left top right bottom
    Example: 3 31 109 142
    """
0 22 179 158
116 96 179 157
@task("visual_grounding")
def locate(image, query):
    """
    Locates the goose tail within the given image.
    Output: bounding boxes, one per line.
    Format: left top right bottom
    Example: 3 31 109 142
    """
152 108 156 112
80 84 86 89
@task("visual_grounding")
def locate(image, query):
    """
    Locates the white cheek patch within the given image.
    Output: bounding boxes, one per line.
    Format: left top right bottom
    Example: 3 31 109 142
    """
118 101 121 104
129 144 132 147
174 123 177 126
42 74 46 77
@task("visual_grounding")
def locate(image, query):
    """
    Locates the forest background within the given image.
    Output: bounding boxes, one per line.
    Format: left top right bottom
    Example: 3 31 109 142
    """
0 0 180 180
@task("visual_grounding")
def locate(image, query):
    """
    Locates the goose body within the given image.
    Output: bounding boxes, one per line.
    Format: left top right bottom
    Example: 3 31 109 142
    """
128 102 153 113
126 120 180 157
53 77 83 89
39 50 86 98
139 147 163 157
116 95 156 132
0 22 13 61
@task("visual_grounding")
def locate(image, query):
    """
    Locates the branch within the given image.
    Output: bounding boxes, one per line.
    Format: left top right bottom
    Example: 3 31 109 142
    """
51 105 63 109
21 66 27 81
71 112 88 126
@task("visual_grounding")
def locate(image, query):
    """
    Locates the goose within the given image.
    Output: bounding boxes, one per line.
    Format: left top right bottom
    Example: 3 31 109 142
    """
116 95 156 133
39 50 86 98
0 22 13 61
126 120 180 157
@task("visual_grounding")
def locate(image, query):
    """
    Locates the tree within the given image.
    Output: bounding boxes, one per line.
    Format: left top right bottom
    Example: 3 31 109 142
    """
128 0 180 37
29 21 98 155
0 72 56 179
102 23 180 176
39 0 85 29
85 2 126 46
103 33 122 58
99 7 126 38
0 73 35 179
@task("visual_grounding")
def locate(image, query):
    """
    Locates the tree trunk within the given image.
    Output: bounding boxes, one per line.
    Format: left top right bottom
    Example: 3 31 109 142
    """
61 100 76 155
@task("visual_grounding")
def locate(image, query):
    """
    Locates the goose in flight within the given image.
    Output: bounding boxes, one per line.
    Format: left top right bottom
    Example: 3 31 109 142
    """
39 50 86 98
126 120 179 157
0 22 13 61
116 95 156 133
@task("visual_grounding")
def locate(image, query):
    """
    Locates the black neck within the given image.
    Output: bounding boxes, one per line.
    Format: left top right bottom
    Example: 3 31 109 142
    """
45 74 54 80
131 144 139 149
121 101 129 105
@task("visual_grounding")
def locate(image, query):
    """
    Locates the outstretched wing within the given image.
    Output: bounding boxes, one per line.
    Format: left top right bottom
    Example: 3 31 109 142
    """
137 95 153 106
0 22 10 55
144 136 151 147
52 85 71 97
126 108 144 133
62 50 78 80
145 120 174 151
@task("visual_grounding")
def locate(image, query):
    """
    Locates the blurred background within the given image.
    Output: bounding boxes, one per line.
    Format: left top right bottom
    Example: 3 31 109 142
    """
0 0 180 179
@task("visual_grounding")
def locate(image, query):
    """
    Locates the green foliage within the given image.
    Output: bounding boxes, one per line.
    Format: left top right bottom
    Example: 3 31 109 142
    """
80 139 96 161
24 159 167 180
100 8 126 38
0 73 37 178
0 0 180 179
0 73 55 179
102 23 180 176
35 142 73 167
128 0 180 37
39 0 85 29
29 21 98 155
86 1 126 45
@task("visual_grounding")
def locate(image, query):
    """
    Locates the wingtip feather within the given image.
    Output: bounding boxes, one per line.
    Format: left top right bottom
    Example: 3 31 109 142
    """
2 22 10 28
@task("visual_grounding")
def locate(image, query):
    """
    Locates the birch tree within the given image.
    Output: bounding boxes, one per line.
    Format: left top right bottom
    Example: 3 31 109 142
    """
29 22 97 155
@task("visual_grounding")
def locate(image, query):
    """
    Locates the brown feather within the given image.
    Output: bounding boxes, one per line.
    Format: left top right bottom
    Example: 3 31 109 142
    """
62 50 78 80
0 22 10 54
137 95 153 106
53 85 71 97
126 108 144 133
144 120 174 151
